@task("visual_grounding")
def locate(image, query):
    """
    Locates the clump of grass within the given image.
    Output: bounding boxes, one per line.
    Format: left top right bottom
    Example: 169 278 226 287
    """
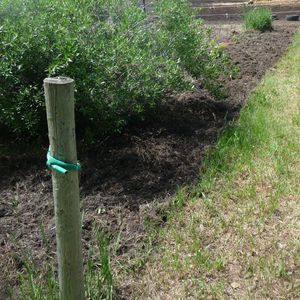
19 264 59 300
243 7 273 32
17 229 114 300
85 230 114 300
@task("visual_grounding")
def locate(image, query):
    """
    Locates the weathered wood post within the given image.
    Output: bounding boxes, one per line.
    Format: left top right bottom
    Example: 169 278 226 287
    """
44 77 84 300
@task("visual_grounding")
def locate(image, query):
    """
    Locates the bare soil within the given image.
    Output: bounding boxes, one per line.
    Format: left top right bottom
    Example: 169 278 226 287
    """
198 3 300 21
0 21 299 299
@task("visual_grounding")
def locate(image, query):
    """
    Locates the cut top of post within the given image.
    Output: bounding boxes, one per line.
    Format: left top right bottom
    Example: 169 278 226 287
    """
44 77 74 85
44 76 77 164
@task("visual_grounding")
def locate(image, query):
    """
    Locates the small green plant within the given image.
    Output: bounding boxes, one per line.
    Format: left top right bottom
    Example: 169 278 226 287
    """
243 7 273 32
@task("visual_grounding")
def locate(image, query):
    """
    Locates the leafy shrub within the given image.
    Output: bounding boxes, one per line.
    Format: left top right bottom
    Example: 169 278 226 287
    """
153 0 234 97
243 7 273 32
0 0 233 138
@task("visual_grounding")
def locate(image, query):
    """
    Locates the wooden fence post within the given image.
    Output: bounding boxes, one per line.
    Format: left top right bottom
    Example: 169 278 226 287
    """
44 77 84 300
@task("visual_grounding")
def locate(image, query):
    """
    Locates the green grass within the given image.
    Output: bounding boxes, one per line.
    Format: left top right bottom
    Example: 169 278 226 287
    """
243 7 273 32
133 30 300 299
17 228 114 300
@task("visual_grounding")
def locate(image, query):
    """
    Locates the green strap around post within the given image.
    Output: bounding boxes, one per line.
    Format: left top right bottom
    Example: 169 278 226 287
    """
46 147 81 174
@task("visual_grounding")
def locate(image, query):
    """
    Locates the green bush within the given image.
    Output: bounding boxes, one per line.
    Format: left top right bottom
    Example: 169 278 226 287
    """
0 0 232 138
154 0 234 97
243 7 273 32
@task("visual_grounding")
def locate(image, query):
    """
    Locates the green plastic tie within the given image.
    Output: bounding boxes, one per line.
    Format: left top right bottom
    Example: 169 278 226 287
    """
47 147 81 174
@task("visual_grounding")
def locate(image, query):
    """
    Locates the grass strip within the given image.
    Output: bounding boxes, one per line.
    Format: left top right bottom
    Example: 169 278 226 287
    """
133 30 300 300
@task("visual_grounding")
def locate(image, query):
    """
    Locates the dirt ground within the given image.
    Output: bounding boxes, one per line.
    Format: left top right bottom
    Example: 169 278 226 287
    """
0 21 299 299
198 3 300 21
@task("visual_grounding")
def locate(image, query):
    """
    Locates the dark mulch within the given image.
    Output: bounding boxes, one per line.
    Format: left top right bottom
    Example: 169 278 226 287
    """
0 21 298 299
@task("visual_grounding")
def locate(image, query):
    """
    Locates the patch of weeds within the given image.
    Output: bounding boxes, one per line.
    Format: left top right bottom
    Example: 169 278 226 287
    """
243 7 273 32
143 213 167 229
127 236 155 272
246 263 255 278
19 263 58 300
169 248 182 271
189 238 214 271
172 188 186 209
253 89 270 107
201 193 219 218
196 280 225 299
277 257 288 278
292 113 300 126
19 229 114 300
213 256 227 271
232 33 241 43
198 88 271 193
193 248 212 269
85 229 114 300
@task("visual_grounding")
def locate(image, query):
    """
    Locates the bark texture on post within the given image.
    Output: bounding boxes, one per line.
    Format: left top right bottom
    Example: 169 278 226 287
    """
44 77 84 300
